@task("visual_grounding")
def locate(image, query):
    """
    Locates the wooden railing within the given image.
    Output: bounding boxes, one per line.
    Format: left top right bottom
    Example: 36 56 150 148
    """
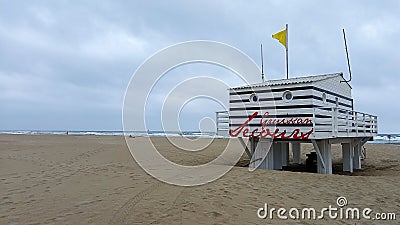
216 111 229 136
220 107 377 138
313 107 378 137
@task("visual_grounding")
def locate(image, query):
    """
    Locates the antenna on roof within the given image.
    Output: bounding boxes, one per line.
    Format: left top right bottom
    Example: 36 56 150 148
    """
261 44 265 82
341 28 352 83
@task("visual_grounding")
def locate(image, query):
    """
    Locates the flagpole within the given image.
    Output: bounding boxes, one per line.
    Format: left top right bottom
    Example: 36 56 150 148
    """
261 44 264 82
285 23 289 79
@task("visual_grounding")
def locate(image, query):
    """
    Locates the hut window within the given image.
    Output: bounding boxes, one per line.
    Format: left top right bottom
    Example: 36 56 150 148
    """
322 93 327 104
282 91 293 102
249 93 258 103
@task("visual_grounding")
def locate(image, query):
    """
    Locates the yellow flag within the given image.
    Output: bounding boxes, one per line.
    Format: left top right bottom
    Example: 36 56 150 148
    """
272 29 287 48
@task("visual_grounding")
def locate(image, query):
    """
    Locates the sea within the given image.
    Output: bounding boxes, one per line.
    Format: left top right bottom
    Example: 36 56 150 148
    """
0 130 399 144
0 130 216 138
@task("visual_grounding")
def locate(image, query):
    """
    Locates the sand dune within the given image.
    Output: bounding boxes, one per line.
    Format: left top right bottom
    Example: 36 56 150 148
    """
0 135 399 224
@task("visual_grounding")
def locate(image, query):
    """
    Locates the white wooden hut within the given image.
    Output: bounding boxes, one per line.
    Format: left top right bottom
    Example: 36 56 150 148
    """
217 73 378 174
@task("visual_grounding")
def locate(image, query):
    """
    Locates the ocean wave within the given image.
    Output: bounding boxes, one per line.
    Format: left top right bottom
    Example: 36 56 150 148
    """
0 130 217 138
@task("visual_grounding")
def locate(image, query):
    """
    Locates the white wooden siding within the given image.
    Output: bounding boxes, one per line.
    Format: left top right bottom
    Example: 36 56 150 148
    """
313 75 352 97
230 89 315 101
229 85 315 138
312 90 353 110
227 74 376 139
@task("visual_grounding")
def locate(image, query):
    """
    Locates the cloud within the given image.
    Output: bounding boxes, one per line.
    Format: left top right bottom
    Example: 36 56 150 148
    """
0 0 399 132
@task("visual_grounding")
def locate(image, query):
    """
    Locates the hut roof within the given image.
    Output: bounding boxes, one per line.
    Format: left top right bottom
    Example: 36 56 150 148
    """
230 73 348 90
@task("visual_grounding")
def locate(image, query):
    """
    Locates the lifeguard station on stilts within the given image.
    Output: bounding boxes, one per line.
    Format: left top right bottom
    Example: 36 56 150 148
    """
216 25 378 174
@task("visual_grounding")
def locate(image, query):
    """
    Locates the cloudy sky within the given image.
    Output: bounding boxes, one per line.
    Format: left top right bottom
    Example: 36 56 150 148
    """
1 0 399 132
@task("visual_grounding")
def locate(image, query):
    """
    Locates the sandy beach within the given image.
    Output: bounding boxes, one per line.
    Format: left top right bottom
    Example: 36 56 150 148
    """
1 134 399 224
